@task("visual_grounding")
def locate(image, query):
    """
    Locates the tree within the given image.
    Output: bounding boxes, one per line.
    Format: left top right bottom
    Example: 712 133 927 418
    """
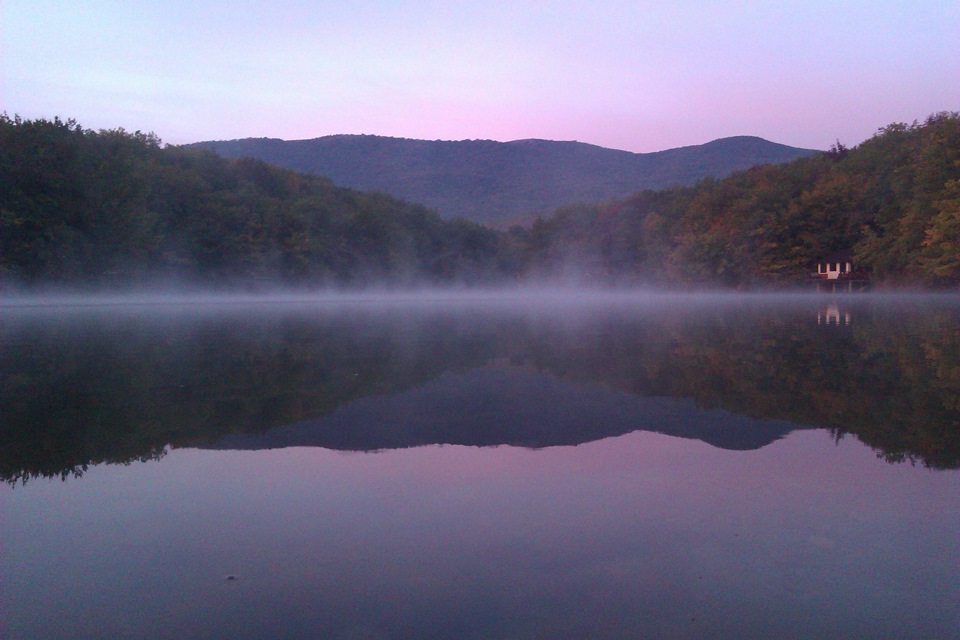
920 178 960 283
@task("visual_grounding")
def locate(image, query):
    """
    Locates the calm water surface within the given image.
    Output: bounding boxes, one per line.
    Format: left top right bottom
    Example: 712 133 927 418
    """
2 292 959 639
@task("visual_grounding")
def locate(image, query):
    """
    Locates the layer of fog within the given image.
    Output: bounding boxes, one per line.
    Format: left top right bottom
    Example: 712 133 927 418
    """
3 286 958 315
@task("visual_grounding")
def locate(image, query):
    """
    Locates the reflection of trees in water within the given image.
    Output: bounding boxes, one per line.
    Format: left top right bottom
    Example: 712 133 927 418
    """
0 309 503 485
523 302 960 469
2 297 959 484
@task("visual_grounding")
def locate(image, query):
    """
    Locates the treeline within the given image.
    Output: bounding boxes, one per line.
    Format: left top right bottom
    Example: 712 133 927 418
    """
2 112 959 288
0 115 504 287
521 112 960 286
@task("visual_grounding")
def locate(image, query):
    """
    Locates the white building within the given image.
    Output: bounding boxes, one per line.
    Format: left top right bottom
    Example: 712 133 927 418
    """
814 250 868 291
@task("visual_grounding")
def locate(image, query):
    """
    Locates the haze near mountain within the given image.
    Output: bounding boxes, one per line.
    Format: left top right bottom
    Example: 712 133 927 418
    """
193 135 818 225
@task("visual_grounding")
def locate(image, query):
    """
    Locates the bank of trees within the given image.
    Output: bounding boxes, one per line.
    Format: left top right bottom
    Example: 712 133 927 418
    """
0 115 503 287
522 112 960 287
2 112 959 288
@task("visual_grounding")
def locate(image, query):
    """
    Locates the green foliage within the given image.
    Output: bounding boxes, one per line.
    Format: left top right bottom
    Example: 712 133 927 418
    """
522 112 960 286
920 179 960 280
3 112 960 288
0 115 505 288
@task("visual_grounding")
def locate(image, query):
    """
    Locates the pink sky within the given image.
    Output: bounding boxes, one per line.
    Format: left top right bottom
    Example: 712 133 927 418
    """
3 1 958 152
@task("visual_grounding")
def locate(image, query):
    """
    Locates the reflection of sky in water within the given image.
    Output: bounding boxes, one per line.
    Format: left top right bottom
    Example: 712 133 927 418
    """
5 430 959 640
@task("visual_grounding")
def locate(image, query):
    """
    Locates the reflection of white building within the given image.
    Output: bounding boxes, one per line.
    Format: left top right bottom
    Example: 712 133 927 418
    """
817 304 851 326
813 250 869 292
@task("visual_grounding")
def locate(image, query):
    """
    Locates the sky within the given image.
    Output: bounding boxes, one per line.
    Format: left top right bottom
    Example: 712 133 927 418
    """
2 0 958 152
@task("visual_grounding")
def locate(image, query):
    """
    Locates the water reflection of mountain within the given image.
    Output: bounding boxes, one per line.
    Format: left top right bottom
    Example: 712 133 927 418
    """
211 365 802 452
3 295 959 484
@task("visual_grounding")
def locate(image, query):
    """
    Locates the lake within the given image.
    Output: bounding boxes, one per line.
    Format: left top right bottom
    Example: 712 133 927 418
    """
2 291 959 639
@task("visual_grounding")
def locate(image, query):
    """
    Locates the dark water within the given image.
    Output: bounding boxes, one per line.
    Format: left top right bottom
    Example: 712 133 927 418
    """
2 291 959 639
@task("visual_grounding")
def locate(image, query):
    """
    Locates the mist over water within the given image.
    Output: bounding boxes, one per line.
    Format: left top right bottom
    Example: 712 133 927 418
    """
6 284 952 311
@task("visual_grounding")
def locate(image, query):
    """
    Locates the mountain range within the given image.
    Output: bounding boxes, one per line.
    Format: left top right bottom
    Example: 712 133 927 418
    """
190 134 818 225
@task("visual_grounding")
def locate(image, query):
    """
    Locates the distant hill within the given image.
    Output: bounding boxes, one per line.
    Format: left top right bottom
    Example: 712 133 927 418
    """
189 135 818 225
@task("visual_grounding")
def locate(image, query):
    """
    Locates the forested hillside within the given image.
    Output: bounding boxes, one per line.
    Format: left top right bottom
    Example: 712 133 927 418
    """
0 115 504 288
194 134 816 225
521 112 960 287
2 112 958 289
